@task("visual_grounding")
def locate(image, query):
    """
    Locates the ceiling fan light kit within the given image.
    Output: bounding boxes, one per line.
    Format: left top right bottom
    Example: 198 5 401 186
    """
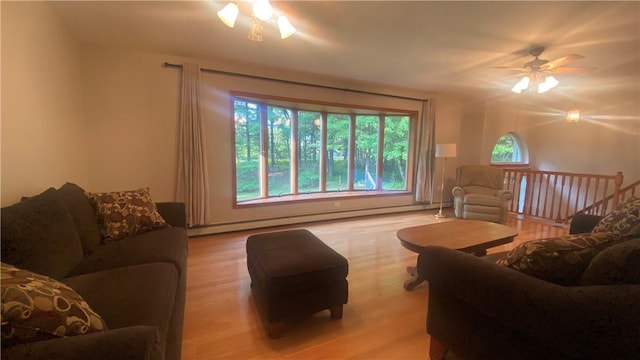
498 47 590 94
217 0 296 41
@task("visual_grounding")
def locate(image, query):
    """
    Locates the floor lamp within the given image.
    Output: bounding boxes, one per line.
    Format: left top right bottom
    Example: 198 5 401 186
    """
434 143 457 218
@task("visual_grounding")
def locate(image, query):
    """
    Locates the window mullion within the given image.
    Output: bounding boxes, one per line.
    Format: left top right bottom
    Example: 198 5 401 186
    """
259 104 269 199
348 114 356 191
376 116 384 190
320 112 327 192
291 110 299 194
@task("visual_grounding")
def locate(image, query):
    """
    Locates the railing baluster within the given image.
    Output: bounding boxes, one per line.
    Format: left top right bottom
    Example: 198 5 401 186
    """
572 176 582 218
593 178 602 216
535 172 543 218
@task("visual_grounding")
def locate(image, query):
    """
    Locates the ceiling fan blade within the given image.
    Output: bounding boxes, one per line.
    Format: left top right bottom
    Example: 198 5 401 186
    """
541 54 585 70
506 72 530 78
493 66 529 72
550 67 593 73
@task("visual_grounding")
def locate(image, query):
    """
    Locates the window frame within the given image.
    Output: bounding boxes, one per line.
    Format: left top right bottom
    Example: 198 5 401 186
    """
490 131 529 166
230 91 417 207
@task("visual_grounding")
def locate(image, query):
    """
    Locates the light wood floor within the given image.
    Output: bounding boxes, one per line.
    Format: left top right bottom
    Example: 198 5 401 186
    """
181 209 568 359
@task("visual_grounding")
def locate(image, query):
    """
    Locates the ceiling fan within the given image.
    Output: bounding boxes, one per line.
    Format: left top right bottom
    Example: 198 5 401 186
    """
495 47 591 94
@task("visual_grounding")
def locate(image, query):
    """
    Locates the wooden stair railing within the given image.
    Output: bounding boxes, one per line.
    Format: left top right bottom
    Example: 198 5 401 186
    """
501 169 629 224
568 178 640 221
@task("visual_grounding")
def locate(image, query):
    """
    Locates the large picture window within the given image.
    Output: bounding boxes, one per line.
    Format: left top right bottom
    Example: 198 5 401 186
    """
233 95 412 204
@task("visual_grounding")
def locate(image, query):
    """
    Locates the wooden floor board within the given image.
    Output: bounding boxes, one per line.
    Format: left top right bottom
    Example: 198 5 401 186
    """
182 209 568 359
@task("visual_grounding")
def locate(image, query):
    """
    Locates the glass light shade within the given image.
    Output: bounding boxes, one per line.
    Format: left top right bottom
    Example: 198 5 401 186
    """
538 75 559 93
217 3 239 28
277 16 296 39
253 0 273 20
566 109 580 123
511 76 530 94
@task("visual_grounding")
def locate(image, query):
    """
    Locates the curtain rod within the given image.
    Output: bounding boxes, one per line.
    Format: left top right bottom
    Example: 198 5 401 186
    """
163 62 428 102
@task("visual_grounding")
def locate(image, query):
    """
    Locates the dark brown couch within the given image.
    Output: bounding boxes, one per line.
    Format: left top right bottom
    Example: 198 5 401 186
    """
417 214 640 360
1 184 188 360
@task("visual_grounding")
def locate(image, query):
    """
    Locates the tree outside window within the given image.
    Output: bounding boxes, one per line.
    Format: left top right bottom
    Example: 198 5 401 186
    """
232 96 412 203
490 133 527 164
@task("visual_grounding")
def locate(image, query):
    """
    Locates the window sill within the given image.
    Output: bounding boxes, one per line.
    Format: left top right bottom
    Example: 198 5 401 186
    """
491 163 530 168
235 190 411 208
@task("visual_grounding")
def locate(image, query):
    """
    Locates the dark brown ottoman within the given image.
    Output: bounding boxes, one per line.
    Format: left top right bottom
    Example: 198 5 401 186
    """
246 229 349 338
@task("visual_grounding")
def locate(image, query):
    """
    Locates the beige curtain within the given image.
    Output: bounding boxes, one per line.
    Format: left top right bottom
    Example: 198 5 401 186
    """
176 63 209 226
414 100 437 203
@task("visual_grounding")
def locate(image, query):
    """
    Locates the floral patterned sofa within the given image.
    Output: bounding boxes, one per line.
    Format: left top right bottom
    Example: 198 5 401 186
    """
1 183 188 360
418 197 640 360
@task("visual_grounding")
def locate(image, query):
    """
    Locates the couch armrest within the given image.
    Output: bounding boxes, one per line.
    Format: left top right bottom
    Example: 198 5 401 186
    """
569 213 603 234
451 186 465 198
451 186 465 218
156 202 187 229
418 246 640 359
496 189 513 201
1 326 162 360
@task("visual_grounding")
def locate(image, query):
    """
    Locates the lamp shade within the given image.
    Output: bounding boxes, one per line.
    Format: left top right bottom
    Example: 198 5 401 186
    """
538 75 559 93
277 16 296 39
435 143 457 158
253 0 273 20
218 3 239 28
511 76 530 94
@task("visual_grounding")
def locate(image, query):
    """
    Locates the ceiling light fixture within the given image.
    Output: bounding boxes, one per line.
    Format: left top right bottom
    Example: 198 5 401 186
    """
511 73 559 94
217 1 296 42
566 109 580 123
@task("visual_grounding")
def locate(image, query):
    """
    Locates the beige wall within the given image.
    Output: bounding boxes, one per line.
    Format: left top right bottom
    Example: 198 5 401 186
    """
80 46 181 200
482 90 640 185
1 1 89 206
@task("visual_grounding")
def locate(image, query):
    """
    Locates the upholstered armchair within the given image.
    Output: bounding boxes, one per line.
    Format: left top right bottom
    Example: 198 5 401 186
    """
452 165 512 224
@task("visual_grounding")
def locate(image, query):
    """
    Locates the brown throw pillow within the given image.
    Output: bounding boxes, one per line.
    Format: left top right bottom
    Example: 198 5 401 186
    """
591 197 640 236
496 232 623 285
86 188 169 241
1 262 107 346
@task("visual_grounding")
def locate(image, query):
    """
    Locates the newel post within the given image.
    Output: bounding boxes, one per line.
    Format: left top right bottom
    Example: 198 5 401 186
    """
613 171 624 208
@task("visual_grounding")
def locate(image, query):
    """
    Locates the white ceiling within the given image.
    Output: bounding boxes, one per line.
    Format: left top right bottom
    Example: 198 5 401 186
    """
49 1 640 99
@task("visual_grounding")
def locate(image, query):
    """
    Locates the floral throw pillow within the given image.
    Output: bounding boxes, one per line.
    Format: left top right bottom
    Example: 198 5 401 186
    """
591 197 640 236
1 262 107 346
495 232 623 285
86 188 169 241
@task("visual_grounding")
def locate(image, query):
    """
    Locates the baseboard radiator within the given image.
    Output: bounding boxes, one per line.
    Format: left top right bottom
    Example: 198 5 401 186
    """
188 203 440 236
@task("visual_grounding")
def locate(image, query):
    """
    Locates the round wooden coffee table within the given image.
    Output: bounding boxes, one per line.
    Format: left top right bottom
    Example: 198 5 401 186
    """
397 219 517 290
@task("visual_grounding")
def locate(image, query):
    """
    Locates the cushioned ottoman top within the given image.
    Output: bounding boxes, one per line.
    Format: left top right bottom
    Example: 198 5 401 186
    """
246 229 348 293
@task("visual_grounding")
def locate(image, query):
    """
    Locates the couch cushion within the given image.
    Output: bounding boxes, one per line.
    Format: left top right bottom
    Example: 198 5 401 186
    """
1 263 107 346
580 239 640 285
67 227 188 278
57 183 103 255
464 193 503 207
592 197 640 236
62 263 178 357
1 188 83 279
495 232 623 285
86 188 169 241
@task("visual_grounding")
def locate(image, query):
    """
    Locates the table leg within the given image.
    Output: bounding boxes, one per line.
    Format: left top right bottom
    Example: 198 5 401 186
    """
471 249 487 257
404 265 426 291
